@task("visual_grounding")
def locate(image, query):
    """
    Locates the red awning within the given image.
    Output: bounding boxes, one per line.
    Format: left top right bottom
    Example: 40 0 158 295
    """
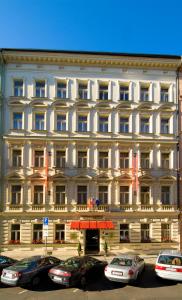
70 221 114 230
70 221 80 229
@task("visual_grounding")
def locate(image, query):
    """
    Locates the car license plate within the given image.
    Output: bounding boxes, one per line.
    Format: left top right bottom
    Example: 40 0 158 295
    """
53 275 63 281
166 268 176 272
111 271 123 276
6 273 12 278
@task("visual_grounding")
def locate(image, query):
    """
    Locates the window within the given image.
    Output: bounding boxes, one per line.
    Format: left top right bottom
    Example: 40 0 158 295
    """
161 118 169 134
161 153 170 169
99 151 108 168
13 112 22 129
161 224 171 242
141 186 150 204
12 149 22 167
35 113 44 130
99 84 108 100
161 186 170 204
78 115 87 132
57 82 67 98
34 150 44 167
99 116 108 132
55 224 65 242
140 117 149 133
98 186 108 204
141 153 150 169
160 87 169 102
120 117 129 133
57 114 66 131
141 224 150 242
120 152 129 168
77 186 87 204
120 186 129 204
33 224 43 243
34 185 43 205
78 151 87 168
35 80 45 97
78 83 88 99
120 85 129 101
14 80 23 97
55 186 65 204
11 224 20 243
11 185 21 204
120 224 130 242
56 151 66 168
140 86 149 101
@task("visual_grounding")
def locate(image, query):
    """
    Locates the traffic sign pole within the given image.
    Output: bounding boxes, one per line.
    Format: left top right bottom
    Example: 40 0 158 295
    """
43 217 49 255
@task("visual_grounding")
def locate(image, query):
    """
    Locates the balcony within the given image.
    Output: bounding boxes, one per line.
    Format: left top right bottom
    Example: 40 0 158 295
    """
31 204 45 211
54 204 69 211
8 204 23 211
140 204 154 211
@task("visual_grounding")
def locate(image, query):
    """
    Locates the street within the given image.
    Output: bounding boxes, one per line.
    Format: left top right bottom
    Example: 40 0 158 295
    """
0 263 182 300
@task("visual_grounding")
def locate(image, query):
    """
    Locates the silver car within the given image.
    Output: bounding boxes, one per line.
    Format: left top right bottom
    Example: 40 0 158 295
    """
1 255 61 287
155 250 182 281
104 254 145 284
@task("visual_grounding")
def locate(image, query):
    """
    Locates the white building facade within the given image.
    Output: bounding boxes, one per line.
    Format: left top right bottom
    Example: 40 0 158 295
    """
0 49 180 253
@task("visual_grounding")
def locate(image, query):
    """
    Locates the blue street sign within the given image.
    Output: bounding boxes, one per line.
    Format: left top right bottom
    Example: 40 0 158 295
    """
43 217 49 225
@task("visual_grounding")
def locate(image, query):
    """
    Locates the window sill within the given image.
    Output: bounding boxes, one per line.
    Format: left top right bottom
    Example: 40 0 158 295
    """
10 128 25 131
31 97 49 100
96 131 112 134
96 99 112 102
75 130 91 133
76 98 91 101
54 97 70 101
54 130 69 133
10 96 26 99
32 129 47 133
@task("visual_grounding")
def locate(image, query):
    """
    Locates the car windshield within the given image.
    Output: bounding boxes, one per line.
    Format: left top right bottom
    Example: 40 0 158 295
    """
60 258 81 268
158 255 182 266
111 258 132 267
14 259 37 269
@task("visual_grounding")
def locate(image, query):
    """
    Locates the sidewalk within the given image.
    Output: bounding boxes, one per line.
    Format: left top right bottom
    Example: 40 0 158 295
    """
1 248 157 264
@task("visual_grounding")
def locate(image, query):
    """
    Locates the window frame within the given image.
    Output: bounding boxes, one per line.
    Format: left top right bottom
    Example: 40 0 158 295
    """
140 117 150 133
11 185 21 205
34 112 45 131
57 81 67 99
78 115 88 132
34 80 46 98
13 79 24 97
77 185 87 205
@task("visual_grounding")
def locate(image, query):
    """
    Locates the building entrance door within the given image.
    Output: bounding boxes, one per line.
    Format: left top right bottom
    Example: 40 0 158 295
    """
85 229 100 254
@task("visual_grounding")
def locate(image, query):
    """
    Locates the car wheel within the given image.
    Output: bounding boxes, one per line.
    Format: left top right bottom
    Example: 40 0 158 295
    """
31 276 41 287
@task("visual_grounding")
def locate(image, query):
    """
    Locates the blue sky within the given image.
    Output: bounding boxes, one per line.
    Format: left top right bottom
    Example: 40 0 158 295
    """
0 0 182 55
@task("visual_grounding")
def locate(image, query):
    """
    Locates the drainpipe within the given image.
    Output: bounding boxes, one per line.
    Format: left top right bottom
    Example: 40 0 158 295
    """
176 64 181 251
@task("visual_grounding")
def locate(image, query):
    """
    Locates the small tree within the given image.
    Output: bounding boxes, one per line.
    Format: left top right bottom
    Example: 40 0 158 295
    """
103 240 108 256
77 242 82 256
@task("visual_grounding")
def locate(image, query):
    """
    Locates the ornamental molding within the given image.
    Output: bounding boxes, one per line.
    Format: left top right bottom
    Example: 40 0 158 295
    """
2 51 180 70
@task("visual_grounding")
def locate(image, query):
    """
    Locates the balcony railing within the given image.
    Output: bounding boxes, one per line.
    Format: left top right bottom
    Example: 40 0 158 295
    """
8 204 23 211
31 204 45 211
4 203 178 212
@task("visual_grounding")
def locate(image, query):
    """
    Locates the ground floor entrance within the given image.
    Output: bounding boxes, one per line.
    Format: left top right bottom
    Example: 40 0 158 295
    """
85 229 100 254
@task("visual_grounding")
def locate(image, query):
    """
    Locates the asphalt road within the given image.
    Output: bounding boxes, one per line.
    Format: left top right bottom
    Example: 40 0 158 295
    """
0 264 182 300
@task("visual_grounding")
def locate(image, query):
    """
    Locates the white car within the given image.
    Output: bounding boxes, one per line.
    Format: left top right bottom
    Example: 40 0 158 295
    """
155 250 182 281
104 254 145 284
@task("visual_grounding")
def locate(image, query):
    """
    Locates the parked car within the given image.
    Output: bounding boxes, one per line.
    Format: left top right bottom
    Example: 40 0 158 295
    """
155 250 182 281
104 254 145 284
49 255 107 287
1 255 62 287
0 256 17 276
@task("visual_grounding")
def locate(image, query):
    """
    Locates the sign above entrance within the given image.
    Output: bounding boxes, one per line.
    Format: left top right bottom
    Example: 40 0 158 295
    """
70 220 114 230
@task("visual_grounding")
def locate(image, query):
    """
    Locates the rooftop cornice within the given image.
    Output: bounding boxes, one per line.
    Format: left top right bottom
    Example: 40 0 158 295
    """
1 49 181 70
